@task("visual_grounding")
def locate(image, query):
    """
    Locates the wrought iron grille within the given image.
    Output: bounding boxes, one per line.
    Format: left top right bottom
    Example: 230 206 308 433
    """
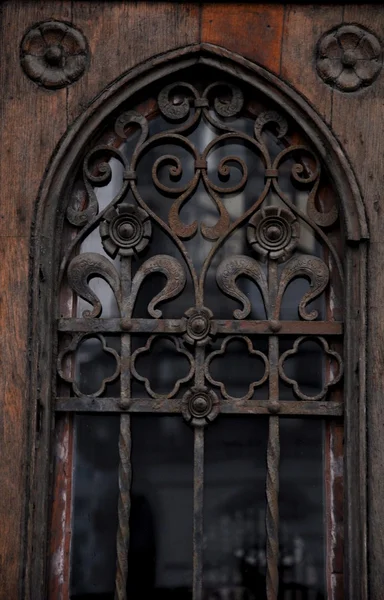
56 72 344 600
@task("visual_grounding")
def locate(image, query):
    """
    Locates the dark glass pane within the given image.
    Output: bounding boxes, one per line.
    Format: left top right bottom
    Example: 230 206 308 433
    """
70 415 120 598
74 335 120 397
202 417 325 600
203 416 269 597
70 415 194 599
127 416 194 599
207 337 269 401
279 337 325 401
280 418 325 599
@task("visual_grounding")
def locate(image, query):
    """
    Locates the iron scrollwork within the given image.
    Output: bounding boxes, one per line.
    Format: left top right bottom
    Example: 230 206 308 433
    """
57 73 345 600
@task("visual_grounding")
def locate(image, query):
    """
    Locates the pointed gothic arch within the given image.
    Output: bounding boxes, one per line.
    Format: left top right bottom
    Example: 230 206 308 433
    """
26 44 368 599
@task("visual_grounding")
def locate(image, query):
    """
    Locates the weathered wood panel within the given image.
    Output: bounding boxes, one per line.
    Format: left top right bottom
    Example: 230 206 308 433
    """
280 5 343 122
0 2 70 236
201 3 284 74
68 2 199 122
330 6 384 598
0 3 70 598
0 238 29 598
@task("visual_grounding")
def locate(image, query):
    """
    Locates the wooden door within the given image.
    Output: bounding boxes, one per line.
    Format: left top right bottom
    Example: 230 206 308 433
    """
0 3 382 599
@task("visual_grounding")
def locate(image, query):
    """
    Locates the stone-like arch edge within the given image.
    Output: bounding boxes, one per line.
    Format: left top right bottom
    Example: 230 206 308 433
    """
24 43 368 599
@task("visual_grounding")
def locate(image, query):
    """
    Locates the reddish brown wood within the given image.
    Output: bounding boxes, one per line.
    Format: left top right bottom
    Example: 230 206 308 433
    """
201 3 284 74
330 7 382 598
0 2 70 236
0 2 70 598
48 415 74 600
0 238 29 598
325 420 344 600
280 6 343 122
68 2 199 122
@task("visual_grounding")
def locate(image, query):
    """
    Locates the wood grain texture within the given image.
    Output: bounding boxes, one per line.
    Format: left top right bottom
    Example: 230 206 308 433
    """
68 1 199 122
0 2 70 598
280 5 343 122
330 6 383 597
0 1 70 236
48 415 74 600
202 3 284 74
0 237 29 598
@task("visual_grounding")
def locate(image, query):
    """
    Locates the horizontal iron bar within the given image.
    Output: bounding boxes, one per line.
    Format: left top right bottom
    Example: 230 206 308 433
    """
55 397 343 416
58 318 186 333
58 318 343 335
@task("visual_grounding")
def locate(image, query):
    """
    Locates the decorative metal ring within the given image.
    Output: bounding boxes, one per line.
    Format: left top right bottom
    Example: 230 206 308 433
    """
247 206 299 262
100 203 152 258
182 386 219 426
183 307 217 346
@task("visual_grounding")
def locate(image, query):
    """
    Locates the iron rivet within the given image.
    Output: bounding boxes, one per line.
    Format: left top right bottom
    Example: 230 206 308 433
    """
118 400 130 410
269 320 281 333
121 318 132 331
268 401 281 415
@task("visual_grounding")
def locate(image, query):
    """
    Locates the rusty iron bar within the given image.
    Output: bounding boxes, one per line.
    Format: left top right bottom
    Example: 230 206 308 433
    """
55 397 344 416
120 256 132 410
266 259 280 600
193 426 204 600
115 256 132 600
58 317 343 336
115 413 131 600
266 414 280 600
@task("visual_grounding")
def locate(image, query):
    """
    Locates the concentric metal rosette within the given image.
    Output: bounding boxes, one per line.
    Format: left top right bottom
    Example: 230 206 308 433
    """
247 206 299 262
183 307 217 347
181 386 219 426
100 203 151 258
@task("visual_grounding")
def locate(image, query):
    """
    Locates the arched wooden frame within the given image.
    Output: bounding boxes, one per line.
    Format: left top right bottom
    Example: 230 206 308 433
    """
24 44 368 599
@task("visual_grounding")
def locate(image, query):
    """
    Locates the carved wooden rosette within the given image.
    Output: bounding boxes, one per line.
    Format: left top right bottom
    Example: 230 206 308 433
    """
316 23 382 92
20 20 88 88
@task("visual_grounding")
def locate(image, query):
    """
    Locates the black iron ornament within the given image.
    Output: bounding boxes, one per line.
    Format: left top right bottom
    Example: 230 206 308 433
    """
247 206 300 262
56 74 345 600
100 204 152 258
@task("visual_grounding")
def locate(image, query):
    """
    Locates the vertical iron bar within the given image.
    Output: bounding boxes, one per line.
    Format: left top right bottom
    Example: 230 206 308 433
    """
115 257 132 600
193 344 205 600
115 414 132 600
193 426 205 600
266 259 280 600
266 410 280 600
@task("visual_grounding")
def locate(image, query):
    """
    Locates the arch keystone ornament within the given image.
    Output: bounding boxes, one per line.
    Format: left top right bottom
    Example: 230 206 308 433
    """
20 20 89 88
316 24 382 92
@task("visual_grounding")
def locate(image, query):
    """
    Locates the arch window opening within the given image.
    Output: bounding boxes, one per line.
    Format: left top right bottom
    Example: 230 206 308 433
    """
43 62 357 600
